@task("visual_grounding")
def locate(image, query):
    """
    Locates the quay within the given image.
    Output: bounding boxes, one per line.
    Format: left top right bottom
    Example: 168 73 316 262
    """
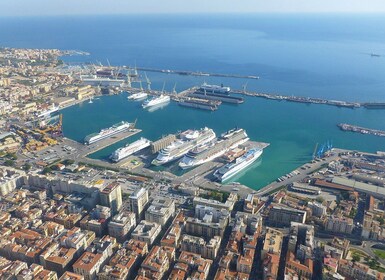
62 128 141 157
255 148 346 196
338 123 385 137
176 140 270 198
132 66 260 80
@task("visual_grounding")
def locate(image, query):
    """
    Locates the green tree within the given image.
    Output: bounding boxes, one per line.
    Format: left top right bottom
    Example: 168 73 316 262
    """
4 159 15 166
23 163 32 171
352 255 360 263
42 167 52 174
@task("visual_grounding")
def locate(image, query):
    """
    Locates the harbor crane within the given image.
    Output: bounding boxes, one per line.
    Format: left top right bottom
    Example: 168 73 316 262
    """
242 82 248 93
161 81 166 93
144 72 151 91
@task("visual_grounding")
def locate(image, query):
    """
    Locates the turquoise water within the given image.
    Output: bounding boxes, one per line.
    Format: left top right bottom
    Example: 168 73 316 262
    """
1 14 385 189
60 92 385 189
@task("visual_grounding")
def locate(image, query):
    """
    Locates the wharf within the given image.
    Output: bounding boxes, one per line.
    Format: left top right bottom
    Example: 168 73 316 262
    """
338 123 385 137
133 66 260 80
176 140 270 198
62 129 141 158
255 148 346 197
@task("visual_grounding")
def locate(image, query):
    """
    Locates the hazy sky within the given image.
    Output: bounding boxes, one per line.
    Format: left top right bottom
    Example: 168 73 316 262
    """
1 0 385 16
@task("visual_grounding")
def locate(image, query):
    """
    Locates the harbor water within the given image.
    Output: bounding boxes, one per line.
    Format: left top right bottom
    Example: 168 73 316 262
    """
1 14 385 189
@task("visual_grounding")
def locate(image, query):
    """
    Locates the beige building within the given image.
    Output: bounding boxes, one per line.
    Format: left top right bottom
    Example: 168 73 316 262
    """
108 211 136 242
131 220 161 246
128 188 149 219
100 182 122 214
0 167 26 196
180 235 221 260
73 252 104 280
145 197 175 227
261 227 283 261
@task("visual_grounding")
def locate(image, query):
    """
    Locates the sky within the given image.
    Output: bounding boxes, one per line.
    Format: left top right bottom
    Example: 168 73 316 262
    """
0 0 385 16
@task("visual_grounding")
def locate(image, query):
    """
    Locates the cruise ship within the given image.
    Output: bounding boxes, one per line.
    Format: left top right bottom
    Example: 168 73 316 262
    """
38 104 59 118
84 121 134 145
110 137 151 162
179 128 249 169
199 83 231 94
213 148 263 182
128 92 148 100
152 127 216 166
142 95 171 108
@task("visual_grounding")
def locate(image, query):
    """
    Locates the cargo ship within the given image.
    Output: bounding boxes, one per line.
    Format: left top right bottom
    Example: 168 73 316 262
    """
84 121 134 145
110 137 151 162
128 92 148 100
199 83 231 94
363 103 385 109
178 98 221 111
152 127 216 166
213 148 263 182
189 91 244 104
142 95 171 108
179 128 249 169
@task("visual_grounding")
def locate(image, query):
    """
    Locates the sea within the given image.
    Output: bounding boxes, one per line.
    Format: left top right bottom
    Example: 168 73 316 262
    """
1 13 385 189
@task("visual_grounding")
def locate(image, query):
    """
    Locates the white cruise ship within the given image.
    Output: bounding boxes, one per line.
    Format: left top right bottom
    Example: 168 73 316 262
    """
152 127 216 166
128 92 148 100
179 128 249 169
142 95 170 108
110 137 151 162
213 148 262 182
84 121 133 145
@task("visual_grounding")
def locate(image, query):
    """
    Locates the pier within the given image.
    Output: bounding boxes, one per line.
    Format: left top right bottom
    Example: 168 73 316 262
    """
338 123 385 137
62 129 141 158
132 66 260 80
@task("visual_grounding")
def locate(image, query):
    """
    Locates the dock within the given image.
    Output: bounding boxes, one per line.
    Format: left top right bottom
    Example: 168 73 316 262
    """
62 128 141 158
132 66 260 80
338 123 385 137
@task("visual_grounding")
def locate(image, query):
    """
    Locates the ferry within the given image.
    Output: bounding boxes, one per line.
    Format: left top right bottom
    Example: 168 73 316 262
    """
142 94 170 108
213 148 262 182
179 128 249 169
128 92 148 100
199 82 231 94
110 137 151 162
152 127 216 166
84 121 134 145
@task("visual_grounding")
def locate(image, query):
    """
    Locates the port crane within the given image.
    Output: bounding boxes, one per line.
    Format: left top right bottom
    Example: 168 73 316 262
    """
242 82 248 93
161 81 166 94
144 72 151 91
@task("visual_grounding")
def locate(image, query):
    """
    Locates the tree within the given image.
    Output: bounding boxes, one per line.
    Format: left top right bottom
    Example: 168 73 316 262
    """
23 163 32 171
352 255 360 263
4 159 15 167
42 167 52 174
